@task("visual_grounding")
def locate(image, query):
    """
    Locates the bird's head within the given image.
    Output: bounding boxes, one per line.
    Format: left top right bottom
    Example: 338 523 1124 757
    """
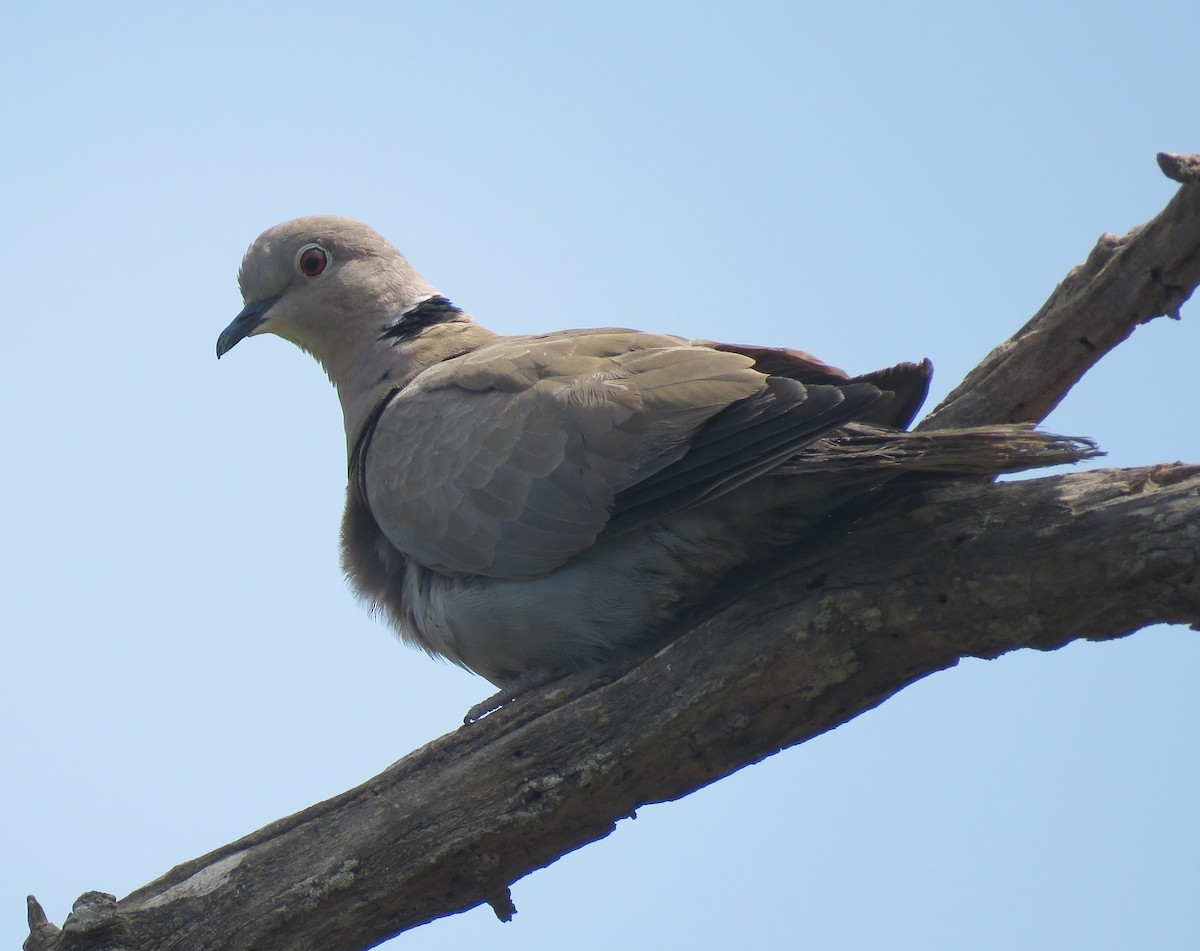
216 216 440 364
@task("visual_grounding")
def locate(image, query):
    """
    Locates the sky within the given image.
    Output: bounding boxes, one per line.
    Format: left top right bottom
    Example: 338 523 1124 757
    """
2 2 1197 949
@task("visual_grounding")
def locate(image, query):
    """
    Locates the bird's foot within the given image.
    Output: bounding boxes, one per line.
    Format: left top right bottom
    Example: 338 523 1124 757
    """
464 667 566 724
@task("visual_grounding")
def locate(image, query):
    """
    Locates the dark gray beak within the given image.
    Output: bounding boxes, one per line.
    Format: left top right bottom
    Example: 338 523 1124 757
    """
216 295 280 358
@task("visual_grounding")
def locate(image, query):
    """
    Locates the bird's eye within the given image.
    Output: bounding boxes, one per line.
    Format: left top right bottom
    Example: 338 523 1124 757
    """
296 244 329 278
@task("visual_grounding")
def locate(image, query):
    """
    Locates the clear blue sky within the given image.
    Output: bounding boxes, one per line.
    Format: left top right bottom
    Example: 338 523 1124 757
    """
3 3 1197 949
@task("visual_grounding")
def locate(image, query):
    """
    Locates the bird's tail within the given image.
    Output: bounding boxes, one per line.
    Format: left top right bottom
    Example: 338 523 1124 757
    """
781 423 1102 477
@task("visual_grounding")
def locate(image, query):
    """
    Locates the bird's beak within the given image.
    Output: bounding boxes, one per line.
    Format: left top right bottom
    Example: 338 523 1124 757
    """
216 295 280 358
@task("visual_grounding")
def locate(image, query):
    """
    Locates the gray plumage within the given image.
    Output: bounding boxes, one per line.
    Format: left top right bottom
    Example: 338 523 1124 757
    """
218 216 1096 694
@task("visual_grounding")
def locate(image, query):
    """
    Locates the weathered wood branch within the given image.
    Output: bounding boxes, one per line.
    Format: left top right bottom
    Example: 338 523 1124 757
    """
25 464 1200 951
24 155 1200 951
922 151 1200 431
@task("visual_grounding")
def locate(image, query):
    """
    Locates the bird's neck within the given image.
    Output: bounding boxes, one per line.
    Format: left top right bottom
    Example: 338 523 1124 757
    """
323 304 498 461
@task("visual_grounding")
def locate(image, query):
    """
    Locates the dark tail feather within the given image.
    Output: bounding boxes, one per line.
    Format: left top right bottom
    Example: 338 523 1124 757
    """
777 423 1102 477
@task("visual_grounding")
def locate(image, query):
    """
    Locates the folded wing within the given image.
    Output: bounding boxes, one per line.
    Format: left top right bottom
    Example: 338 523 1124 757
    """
363 330 891 579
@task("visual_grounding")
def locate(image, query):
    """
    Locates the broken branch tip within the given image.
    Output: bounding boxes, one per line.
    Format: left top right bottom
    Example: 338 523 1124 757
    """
1156 151 1200 185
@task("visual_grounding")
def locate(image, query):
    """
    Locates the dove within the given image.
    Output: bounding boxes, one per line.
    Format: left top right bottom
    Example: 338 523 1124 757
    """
217 216 1095 714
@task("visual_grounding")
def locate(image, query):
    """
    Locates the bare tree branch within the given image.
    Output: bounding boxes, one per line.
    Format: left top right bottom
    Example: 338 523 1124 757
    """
25 464 1200 951
23 156 1200 951
922 152 1200 430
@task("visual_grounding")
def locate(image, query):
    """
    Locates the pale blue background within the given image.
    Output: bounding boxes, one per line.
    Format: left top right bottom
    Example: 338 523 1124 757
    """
3 3 1197 949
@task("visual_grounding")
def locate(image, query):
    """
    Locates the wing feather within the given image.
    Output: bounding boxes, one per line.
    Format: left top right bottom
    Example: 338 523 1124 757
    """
363 329 884 578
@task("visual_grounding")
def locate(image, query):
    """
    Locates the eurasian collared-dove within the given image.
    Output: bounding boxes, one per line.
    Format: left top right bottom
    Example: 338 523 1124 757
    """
218 216 1095 713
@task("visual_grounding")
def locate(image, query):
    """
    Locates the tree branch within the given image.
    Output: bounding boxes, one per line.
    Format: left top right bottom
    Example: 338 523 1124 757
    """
24 155 1200 951
25 464 1200 951
921 152 1200 430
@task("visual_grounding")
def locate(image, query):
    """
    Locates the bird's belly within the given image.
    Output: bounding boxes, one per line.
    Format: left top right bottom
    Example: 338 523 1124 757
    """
403 551 674 685
399 517 750 685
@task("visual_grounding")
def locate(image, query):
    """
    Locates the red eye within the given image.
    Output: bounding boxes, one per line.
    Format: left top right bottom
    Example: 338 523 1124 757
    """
297 245 329 277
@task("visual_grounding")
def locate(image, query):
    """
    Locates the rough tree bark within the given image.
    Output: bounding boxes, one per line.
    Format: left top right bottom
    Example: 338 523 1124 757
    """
24 153 1200 951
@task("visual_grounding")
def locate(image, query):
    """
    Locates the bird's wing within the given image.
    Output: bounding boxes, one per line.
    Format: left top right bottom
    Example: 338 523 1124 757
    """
363 329 884 579
701 340 933 430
